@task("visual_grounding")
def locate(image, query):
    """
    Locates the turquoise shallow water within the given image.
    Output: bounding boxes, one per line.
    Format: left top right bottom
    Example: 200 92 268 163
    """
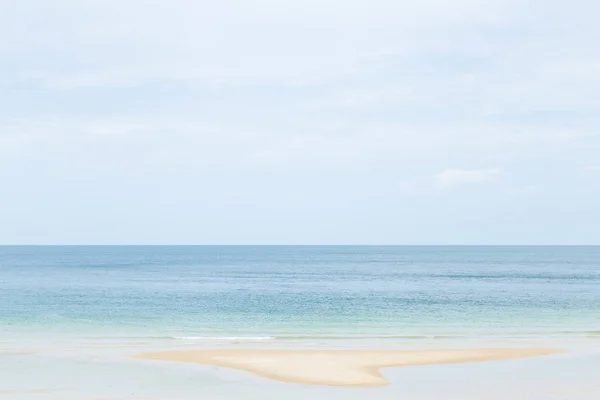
1 246 599 399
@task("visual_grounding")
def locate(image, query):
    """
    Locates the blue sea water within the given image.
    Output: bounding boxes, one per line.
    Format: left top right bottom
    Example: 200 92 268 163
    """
1 246 599 399
2 245 599 340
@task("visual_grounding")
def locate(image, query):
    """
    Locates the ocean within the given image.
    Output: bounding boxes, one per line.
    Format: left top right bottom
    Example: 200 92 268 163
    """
1 246 599 399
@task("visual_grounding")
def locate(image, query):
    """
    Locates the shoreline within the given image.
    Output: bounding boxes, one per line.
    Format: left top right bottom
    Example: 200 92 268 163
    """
134 348 565 387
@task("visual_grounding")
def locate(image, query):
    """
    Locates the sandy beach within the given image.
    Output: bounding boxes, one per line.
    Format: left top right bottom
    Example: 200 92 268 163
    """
134 348 564 387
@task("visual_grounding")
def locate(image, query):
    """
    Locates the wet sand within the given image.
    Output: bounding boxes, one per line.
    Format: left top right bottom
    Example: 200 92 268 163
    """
134 348 564 387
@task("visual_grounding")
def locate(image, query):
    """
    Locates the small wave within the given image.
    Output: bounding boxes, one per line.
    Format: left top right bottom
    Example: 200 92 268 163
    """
271 335 468 340
172 336 275 341
172 334 474 341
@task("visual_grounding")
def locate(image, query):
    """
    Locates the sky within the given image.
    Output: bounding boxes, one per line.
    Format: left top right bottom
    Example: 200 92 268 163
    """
1 0 599 245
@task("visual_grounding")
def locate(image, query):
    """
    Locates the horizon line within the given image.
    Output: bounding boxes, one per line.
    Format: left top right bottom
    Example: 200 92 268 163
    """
1 244 599 247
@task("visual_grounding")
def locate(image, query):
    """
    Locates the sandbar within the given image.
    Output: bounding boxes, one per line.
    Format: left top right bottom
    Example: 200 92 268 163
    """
134 348 564 387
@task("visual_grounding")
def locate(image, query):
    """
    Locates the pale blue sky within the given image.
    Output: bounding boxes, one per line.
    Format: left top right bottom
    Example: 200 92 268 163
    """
1 0 599 244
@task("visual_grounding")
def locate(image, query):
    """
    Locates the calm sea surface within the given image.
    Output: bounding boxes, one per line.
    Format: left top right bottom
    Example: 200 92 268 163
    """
1 246 599 399
1 246 599 341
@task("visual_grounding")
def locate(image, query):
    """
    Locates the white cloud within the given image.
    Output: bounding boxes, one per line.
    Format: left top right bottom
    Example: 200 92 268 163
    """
435 168 501 189
399 168 502 195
